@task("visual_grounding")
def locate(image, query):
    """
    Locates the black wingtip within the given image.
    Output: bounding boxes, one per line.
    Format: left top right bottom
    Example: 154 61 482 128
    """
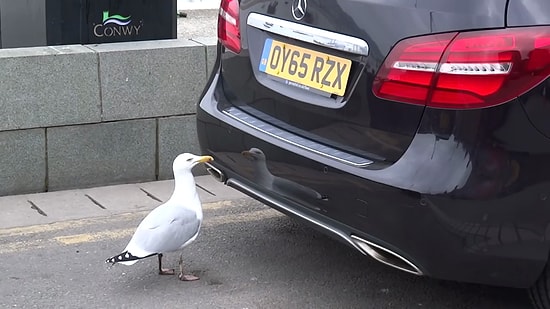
105 251 156 265
106 251 135 265
106 254 119 265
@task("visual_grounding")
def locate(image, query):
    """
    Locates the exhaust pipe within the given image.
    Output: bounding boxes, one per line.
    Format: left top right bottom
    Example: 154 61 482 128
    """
224 178 423 277
205 162 225 183
351 235 423 276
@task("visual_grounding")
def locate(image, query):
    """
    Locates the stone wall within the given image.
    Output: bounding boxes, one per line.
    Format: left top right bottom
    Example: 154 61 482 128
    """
0 37 217 196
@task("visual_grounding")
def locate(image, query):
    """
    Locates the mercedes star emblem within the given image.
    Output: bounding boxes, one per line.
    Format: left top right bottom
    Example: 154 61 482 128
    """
291 0 307 21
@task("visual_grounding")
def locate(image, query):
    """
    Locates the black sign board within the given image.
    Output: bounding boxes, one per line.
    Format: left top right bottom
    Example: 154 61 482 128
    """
45 0 176 46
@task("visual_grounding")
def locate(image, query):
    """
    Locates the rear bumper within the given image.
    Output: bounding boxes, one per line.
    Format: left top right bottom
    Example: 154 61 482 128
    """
197 72 550 288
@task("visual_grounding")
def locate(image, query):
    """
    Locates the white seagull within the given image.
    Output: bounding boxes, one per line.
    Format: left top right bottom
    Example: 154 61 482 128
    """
106 153 213 281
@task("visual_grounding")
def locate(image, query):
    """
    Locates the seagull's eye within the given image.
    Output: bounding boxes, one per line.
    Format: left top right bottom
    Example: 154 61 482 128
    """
186 158 193 162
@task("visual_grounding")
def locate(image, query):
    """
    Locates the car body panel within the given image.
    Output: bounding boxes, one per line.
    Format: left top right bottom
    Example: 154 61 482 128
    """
197 0 550 288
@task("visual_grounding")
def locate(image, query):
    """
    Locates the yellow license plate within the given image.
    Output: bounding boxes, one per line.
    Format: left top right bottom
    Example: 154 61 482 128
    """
259 39 352 96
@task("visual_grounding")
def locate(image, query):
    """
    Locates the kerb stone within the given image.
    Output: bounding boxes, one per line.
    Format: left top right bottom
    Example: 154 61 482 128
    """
158 115 202 179
192 37 217 77
47 119 156 191
0 129 46 196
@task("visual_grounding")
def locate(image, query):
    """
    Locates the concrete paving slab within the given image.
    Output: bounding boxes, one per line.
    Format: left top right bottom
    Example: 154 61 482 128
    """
0 195 50 228
139 175 246 204
26 190 107 223
82 183 162 214
138 180 175 202
0 176 246 230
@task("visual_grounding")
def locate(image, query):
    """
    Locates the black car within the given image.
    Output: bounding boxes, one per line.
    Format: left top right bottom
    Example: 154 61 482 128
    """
196 0 550 307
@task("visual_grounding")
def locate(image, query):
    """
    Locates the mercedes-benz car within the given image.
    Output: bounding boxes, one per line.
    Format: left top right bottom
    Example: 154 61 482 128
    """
196 0 550 307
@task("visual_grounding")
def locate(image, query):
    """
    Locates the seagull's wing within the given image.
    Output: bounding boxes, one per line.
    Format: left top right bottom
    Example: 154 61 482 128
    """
124 202 201 258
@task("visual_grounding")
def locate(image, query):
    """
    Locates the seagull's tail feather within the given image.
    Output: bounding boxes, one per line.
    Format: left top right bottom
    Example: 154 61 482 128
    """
105 251 156 266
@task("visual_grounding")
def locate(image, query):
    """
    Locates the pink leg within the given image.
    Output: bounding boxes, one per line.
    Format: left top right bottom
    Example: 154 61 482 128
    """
178 254 199 281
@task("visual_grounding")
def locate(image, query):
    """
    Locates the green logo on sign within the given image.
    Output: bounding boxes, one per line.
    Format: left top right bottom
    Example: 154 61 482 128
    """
102 11 131 25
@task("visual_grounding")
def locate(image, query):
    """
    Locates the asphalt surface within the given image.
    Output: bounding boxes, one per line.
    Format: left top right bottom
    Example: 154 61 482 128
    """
177 9 218 39
0 175 533 308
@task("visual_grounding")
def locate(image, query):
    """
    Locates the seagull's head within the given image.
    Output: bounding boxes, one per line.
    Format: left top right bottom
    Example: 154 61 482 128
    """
241 148 267 162
173 153 214 174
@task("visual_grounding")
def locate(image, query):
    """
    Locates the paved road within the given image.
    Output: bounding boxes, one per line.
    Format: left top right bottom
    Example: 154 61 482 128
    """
0 176 533 309
177 0 220 11
177 9 218 39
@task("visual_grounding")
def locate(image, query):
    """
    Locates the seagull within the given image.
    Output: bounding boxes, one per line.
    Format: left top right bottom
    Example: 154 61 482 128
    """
106 153 213 281
242 148 327 202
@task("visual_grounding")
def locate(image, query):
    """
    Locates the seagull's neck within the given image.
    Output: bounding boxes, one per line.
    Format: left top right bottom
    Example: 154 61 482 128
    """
254 161 274 182
168 172 199 205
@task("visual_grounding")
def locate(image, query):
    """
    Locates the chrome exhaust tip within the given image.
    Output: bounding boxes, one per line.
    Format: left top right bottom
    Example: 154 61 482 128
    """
351 235 423 276
205 162 225 183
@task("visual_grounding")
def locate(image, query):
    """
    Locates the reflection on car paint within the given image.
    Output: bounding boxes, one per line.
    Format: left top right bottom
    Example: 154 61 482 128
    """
241 147 328 211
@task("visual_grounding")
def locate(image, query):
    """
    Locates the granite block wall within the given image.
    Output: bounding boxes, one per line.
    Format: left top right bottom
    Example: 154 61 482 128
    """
0 38 217 196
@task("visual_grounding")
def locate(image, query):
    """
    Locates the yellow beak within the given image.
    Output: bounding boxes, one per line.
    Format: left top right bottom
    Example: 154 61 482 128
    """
197 155 214 163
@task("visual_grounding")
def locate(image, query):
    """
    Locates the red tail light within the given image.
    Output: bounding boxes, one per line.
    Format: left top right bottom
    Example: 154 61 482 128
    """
373 27 550 109
218 0 241 54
